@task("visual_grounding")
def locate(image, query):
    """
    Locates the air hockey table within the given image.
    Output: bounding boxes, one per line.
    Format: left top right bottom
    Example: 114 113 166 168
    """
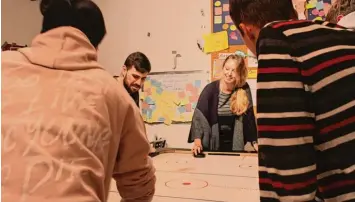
108 149 259 202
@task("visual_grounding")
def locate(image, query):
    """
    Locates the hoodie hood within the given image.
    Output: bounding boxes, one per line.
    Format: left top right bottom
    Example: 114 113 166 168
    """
338 11 355 29
18 26 102 71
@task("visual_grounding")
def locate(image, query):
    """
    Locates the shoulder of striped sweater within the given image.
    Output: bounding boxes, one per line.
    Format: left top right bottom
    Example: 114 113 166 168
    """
258 20 308 42
263 20 289 28
313 19 352 30
266 20 318 33
261 20 353 41
264 20 311 28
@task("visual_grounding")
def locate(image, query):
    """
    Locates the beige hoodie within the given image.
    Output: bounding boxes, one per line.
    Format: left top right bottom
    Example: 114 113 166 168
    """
1 27 155 202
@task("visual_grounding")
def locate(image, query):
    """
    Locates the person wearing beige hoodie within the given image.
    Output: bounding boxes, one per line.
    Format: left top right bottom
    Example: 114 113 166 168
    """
1 0 156 202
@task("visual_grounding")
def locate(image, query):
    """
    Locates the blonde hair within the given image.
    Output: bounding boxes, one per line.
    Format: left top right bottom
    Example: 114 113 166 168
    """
230 88 249 115
222 54 249 115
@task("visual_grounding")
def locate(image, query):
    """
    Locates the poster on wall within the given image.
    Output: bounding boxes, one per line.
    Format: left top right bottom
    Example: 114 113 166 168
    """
140 71 209 125
306 0 332 20
212 0 244 45
203 31 229 53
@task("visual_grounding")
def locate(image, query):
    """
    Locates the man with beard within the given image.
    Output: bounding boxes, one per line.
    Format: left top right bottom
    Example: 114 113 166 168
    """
115 52 151 107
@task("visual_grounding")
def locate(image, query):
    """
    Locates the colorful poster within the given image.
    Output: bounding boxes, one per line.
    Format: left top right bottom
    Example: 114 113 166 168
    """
306 0 332 20
212 0 244 45
140 71 209 125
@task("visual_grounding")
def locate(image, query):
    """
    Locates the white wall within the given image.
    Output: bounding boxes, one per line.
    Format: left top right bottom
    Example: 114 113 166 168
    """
99 0 317 149
1 0 42 45
98 0 214 149
1 0 105 45
1 0 256 149
97 0 212 75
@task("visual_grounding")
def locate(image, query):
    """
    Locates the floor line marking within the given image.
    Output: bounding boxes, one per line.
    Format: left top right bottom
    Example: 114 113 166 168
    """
156 170 258 178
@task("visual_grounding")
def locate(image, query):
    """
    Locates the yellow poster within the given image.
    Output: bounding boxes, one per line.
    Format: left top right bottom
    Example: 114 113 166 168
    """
203 31 229 53
248 67 258 79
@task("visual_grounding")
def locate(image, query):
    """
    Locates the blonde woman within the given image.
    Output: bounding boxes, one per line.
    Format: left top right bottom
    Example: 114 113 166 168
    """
188 55 258 154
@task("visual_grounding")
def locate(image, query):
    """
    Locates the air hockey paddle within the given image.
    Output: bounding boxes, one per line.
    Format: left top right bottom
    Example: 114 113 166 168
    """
193 152 206 158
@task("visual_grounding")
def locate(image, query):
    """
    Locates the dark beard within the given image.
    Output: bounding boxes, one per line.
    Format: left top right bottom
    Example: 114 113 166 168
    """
123 76 133 94
123 75 141 94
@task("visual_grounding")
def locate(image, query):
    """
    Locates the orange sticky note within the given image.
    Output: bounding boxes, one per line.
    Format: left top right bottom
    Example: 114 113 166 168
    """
215 7 222 15
223 4 229 11
189 95 198 102
178 91 185 98
186 83 193 91
225 15 232 24
186 104 192 112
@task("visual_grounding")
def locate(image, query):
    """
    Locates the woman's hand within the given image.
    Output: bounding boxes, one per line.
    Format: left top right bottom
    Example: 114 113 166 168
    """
192 139 203 155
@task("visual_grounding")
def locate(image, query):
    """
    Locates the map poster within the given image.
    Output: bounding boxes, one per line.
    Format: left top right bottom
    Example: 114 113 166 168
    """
140 71 209 125
306 0 332 20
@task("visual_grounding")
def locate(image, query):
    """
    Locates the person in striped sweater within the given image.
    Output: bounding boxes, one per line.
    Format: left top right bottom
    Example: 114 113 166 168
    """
229 0 355 201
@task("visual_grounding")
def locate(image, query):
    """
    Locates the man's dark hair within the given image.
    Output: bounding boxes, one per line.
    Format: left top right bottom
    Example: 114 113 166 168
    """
229 0 297 35
124 52 151 73
40 0 106 48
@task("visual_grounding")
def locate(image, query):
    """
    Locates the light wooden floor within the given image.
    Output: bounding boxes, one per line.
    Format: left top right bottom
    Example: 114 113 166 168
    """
108 152 259 202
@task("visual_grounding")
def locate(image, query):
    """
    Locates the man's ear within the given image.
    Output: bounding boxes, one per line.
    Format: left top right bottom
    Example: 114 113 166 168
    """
337 15 344 22
240 23 256 41
121 65 127 77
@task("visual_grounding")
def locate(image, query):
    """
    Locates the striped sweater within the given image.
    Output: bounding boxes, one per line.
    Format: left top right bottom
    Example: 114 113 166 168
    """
256 20 355 202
